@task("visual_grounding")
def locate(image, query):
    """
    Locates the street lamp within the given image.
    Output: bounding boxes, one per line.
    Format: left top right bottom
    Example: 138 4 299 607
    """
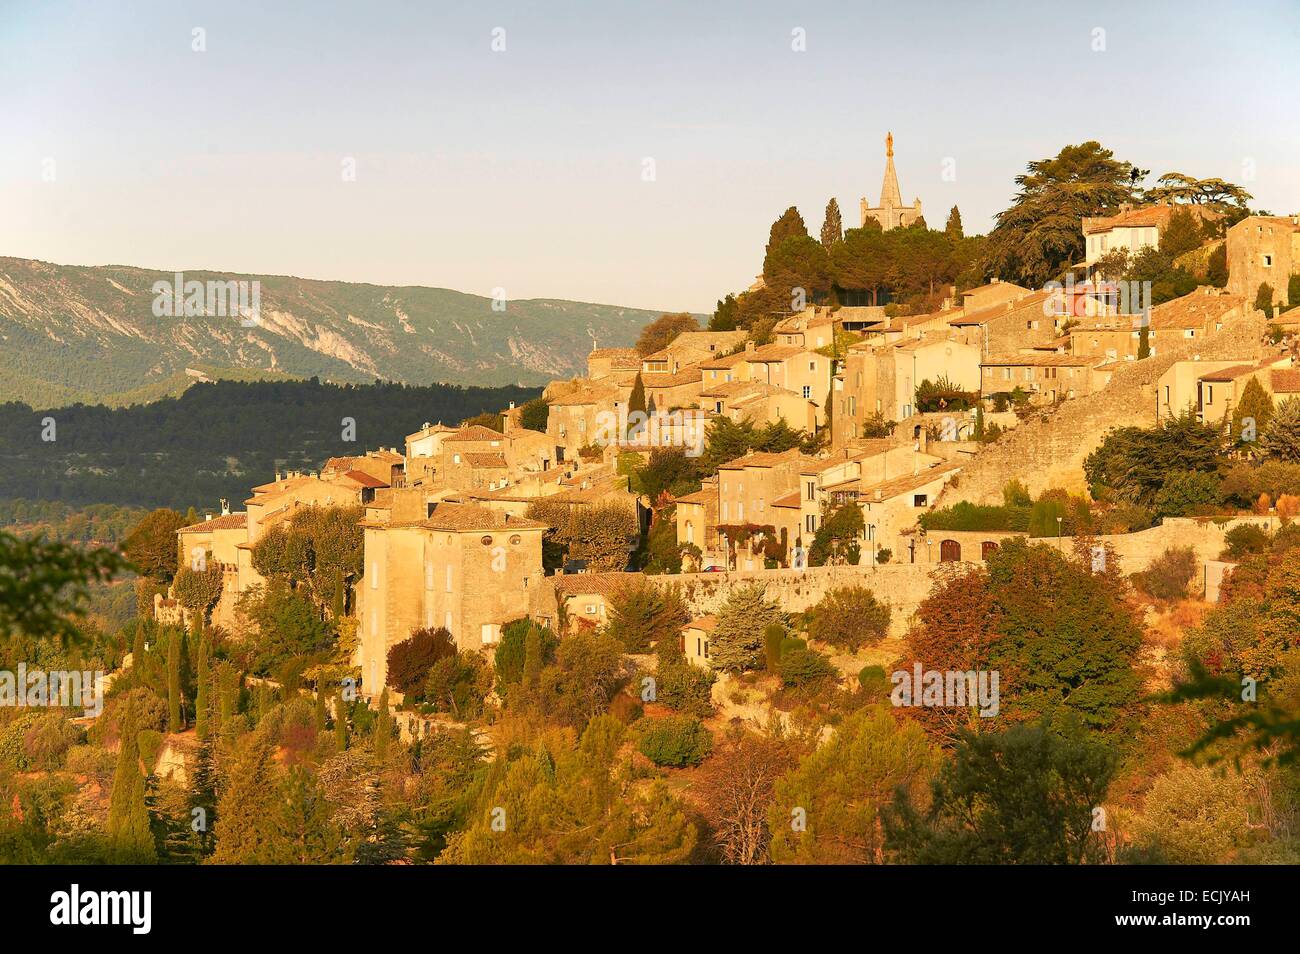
1057 515 1064 548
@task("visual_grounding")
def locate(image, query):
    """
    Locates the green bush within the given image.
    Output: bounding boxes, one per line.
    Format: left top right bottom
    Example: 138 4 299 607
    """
656 660 716 717
637 715 713 767
778 647 837 687
1154 471 1223 518
1222 523 1271 560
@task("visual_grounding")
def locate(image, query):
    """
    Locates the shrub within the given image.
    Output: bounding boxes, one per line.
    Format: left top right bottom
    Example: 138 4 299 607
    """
1154 471 1223 518
1133 546 1198 601
637 715 713 767
778 647 837 687
1221 524 1271 560
656 659 716 717
22 713 84 770
807 586 890 650
425 652 491 720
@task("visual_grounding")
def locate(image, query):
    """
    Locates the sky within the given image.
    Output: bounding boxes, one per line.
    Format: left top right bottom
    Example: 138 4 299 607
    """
2 0 1298 313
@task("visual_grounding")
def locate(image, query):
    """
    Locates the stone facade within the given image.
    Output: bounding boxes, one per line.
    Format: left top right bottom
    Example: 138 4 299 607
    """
1227 214 1300 309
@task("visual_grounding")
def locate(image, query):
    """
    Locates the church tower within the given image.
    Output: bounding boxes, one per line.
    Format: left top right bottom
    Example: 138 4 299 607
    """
860 132 923 230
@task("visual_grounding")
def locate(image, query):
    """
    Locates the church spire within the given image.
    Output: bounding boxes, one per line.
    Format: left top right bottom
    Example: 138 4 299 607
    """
879 131 902 208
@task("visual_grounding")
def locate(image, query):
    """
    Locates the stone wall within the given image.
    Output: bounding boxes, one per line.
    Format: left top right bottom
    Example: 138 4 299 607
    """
941 311 1265 505
647 563 941 637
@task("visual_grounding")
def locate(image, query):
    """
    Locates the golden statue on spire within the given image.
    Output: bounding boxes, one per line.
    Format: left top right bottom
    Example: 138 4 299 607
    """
886 131 894 157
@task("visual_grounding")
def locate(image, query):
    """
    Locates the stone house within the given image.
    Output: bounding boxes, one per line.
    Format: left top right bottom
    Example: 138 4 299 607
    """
1144 287 1250 357
979 354 1107 405
682 616 717 668
947 289 1060 357
355 501 547 694
1227 214 1300 309
1083 204 1218 279
835 334 981 444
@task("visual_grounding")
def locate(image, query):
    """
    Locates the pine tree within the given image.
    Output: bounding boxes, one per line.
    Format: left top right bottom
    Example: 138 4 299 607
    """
820 198 843 250
264 767 346 864
945 205 963 239
1233 377 1275 446
373 689 392 764
167 629 182 733
195 634 211 741
107 699 156 862
1261 397 1300 462
210 737 276 864
764 207 809 276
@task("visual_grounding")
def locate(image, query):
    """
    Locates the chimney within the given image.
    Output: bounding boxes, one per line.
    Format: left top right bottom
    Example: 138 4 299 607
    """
745 340 756 353
219 498 230 516
875 488 883 502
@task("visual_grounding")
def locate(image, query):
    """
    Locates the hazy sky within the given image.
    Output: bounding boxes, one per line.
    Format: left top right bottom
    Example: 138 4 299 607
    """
3 0 1298 312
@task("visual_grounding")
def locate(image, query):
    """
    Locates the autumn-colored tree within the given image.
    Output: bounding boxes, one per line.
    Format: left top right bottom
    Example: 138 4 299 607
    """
386 626 456 696
694 731 797 864
122 508 187 581
635 313 699 356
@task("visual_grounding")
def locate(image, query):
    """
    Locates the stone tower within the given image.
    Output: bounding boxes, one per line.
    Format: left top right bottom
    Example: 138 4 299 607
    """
860 132 923 230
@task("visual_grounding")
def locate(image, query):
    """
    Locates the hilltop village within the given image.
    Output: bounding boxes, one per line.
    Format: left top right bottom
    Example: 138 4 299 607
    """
163 142 1300 698
24 139 1300 866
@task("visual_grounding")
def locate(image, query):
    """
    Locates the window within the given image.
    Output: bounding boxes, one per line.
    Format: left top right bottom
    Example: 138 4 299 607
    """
806 514 816 533
1263 254 1273 267
510 534 521 545
585 604 597 614
452 453 461 464
802 385 811 399
848 396 856 416
913 493 928 507
806 480 816 501
481 623 500 645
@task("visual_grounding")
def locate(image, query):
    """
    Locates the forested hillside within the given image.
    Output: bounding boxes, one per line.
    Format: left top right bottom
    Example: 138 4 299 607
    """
0 378 539 509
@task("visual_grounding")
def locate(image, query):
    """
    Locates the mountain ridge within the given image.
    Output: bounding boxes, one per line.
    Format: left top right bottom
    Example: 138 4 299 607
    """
0 256 675 408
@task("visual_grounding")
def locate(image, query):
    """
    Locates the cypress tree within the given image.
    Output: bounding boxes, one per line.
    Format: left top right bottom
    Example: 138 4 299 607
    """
166 629 182 733
820 198 842 250
374 689 392 764
195 635 211 741
131 623 146 670
314 682 328 733
1137 325 1151 359
945 205 964 239
107 699 156 863
523 627 543 687
210 737 276 864
334 691 349 751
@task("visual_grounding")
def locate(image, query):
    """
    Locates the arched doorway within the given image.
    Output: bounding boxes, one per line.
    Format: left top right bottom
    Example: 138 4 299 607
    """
939 539 961 562
981 540 999 560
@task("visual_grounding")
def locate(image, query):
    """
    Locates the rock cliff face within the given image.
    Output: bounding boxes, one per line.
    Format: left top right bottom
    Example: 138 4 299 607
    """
942 311 1267 505
0 256 669 407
